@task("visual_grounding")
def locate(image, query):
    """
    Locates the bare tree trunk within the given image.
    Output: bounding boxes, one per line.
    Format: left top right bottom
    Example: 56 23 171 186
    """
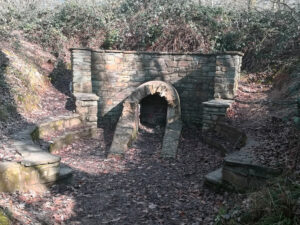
272 0 287 11
272 0 279 11
248 0 256 10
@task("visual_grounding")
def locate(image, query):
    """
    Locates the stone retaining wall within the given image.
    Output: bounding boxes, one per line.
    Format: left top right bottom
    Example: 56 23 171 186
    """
71 49 243 125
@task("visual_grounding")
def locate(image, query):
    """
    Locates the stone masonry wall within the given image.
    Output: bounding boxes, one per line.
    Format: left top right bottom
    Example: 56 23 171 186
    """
71 49 243 125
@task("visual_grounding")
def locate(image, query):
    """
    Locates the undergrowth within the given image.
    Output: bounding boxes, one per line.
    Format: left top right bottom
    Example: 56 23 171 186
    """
0 0 299 74
214 174 300 225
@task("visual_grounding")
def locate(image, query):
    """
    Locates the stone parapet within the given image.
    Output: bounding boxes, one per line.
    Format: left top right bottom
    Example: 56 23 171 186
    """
74 93 99 127
214 55 242 99
71 49 92 93
202 99 233 132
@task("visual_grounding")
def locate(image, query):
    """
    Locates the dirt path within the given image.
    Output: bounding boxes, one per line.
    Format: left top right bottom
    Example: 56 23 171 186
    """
1 79 298 224
0 126 243 225
228 80 299 170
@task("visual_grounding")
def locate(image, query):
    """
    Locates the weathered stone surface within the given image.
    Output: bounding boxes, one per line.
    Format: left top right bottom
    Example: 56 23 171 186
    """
21 152 60 167
0 209 10 225
71 49 242 125
0 117 78 193
0 162 47 193
205 136 282 192
73 93 99 101
202 99 233 108
108 81 182 158
204 168 223 188
57 164 73 183
161 120 182 158
49 127 98 153
31 114 82 140
72 49 92 93
73 93 99 125
202 99 233 132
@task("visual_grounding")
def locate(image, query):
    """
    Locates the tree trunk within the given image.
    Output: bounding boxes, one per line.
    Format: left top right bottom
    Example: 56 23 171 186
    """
248 0 256 10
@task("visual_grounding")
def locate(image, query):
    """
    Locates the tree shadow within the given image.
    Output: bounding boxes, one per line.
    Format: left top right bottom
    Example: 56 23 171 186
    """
0 50 33 135
17 124 226 225
93 53 215 154
49 59 75 111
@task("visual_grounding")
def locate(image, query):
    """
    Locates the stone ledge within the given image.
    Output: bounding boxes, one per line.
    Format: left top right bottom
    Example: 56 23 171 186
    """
70 48 244 56
202 99 234 108
21 152 61 167
73 93 99 101
0 115 88 192
49 126 99 153
204 168 224 191
31 114 82 140
11 126 61 167
224 150 282 179
204 135 282 192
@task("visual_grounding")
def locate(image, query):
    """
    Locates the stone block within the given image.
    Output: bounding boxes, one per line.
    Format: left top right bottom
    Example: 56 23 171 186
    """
76 106 89 115
222 166 249 191
178 61 191 68
87 116 98 122
88 106 98 115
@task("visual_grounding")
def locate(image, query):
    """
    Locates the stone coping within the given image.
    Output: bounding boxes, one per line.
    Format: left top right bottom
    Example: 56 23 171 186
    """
73 93 99 101
0 114 91 192
202 99 234 107
70 48 244 56
49 126 98 153
12 126 61 167
10 114 84 166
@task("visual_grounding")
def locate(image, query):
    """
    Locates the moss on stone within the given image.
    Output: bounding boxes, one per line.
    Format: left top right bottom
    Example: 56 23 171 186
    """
0 210 10 225
0 106 9 121
30 128 40 141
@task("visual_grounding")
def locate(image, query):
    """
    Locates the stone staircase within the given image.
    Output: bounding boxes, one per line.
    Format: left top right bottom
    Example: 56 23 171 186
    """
0 114 98 192
201 99 283 192
205 136 282 192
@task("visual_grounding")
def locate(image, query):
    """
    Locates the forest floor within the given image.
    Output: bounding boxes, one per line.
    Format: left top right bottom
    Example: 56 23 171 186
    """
0 124 242 225
0 75 299 224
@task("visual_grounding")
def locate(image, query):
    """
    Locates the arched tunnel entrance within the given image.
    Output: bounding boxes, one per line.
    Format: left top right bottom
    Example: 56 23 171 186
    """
108 81 182 158
139 93 168 128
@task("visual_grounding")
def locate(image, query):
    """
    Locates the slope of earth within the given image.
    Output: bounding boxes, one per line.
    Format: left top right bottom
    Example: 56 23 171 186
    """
228 74 300 171
0 126 243 225
0 41 74 162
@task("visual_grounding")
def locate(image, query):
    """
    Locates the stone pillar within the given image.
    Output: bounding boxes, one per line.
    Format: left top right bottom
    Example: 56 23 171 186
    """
71 49 92 93
202 99 233 132
214 53 243 99
73 93 99 127
71 49 99 127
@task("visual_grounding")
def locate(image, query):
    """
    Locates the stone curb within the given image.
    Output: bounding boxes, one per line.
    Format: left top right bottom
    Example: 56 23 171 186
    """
205 132 282 192
69 48 244 56
0 114 87 192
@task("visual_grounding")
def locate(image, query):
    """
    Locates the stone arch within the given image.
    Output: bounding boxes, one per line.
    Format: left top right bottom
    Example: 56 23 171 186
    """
108 81 182 158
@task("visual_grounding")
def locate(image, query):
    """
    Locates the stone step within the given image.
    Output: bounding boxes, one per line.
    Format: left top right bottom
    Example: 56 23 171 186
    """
21 151 61 167
49 126 99 153
1 119 77 193
31 114 82 140
56 164 73 183
204 168 223 187
205 137 282 192
294 116 300 129
222 150 281 192
224 150 281 179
